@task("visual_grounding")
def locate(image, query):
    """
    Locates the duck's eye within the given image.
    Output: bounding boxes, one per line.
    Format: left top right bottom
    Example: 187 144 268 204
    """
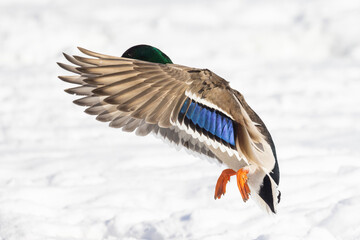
277 191 281 203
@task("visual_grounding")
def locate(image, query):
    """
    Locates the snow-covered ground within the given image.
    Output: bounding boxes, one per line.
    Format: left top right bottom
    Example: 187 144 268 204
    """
1 0 360 239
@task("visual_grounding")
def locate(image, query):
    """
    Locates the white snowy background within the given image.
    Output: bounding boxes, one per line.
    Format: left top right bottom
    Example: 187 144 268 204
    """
1 0 360 239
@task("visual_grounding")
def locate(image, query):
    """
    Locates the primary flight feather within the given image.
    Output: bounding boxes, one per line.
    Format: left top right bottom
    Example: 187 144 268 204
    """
58 45 280 213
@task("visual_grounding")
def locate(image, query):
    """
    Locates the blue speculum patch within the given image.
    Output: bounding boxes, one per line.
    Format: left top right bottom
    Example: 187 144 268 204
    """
178 98 236 148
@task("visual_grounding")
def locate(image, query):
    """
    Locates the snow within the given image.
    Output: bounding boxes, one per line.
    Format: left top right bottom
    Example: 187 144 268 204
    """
1 0 360 239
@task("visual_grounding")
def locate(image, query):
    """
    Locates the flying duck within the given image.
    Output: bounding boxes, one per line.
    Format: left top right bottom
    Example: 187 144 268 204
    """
57 45 281 213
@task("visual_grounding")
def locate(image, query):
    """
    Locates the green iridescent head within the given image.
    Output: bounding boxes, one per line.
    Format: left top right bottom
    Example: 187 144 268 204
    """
122 45 173 64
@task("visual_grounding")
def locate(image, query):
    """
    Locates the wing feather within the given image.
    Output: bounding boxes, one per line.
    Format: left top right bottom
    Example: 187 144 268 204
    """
77 47 122 59
86 72 140 86
57 62 81 74
85 103 114 115
96 110 120 122
109 114 132 128
136 123 157 136
77 65 135 75
73 96 104 107
73 55 129 66
64 86 96 95
63 53 93 67
122 118 143 132
59 76 86 84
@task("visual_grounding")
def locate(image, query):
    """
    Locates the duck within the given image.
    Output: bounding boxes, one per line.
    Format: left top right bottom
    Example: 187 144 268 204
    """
57 45 281 213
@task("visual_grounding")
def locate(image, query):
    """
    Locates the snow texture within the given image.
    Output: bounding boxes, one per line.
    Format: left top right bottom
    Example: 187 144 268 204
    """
1 0 360 239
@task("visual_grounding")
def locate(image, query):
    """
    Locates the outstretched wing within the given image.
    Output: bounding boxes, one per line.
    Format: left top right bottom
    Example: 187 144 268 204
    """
58 47 264 166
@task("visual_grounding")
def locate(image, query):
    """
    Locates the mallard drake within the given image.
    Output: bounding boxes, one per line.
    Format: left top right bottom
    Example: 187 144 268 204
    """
57 45 281 213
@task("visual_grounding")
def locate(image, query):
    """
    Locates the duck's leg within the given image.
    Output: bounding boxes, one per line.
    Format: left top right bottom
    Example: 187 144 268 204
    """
214 168 250 201
236 168 250 202
214 169 236 199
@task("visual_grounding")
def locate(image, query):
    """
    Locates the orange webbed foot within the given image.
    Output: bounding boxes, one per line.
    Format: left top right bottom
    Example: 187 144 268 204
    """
214 168 251 202
236 168 250 202
214 169 236 199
